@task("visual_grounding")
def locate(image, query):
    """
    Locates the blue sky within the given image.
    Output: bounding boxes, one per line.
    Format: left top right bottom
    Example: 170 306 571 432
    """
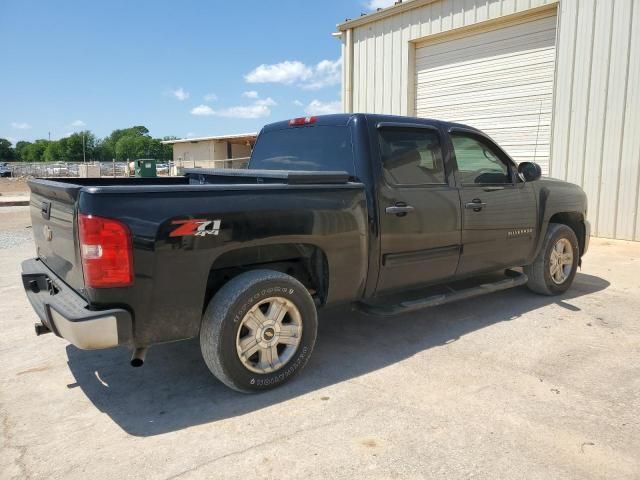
0 0 395 144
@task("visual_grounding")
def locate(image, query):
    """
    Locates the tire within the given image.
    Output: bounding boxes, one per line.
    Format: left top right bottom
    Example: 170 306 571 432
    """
200 269 318 393
524 223 579 295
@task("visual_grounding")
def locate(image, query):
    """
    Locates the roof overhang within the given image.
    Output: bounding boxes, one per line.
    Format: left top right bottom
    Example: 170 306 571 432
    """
337 0 439 31
161 133 257 145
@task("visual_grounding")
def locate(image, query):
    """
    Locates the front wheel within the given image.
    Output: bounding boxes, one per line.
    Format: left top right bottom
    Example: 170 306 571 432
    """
200 269 318 392
524 223 579 295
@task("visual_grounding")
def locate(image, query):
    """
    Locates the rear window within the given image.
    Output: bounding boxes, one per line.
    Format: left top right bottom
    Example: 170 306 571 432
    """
249 126 355 175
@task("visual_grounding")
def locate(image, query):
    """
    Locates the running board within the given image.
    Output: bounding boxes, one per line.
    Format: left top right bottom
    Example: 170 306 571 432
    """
357 270 528 317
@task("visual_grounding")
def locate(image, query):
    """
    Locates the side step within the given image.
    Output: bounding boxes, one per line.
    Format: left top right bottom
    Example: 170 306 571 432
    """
357 270 528 317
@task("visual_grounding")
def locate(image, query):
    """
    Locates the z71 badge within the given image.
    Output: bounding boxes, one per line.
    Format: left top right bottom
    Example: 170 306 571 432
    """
170 219 222 237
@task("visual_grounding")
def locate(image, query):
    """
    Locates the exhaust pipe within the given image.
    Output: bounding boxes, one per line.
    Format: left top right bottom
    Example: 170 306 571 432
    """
130 347 148 367
34 323 51 336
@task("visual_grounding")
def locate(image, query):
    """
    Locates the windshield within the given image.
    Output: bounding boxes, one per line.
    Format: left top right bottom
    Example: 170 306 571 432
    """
249 126 355 176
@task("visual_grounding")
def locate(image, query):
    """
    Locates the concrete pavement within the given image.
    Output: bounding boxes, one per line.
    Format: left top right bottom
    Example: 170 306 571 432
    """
1 206 639 479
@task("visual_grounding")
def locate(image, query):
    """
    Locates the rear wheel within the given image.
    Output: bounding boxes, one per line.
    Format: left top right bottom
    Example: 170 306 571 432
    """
200 269 317 392
524 223 579 295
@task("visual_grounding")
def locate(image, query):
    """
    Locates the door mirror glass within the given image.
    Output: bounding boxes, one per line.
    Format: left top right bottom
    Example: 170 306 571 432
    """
518 162 542 182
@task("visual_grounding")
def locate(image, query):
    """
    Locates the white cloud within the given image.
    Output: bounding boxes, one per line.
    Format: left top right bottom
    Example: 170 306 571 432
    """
216 104 271 119
203 93 218 102
305 100 343 116
70 120 86 128
245 58 341 90
255 97 277 107
190 97 274 119
242 90 259 99
190 104 215 116
293 100 304 107
366 0 396 11
11 122 31 129
170 87 190 101
245 61 312 85
302 59 342 90
185 132 197 138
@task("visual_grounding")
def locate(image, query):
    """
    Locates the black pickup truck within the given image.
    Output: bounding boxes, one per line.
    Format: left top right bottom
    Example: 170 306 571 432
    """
21 114 589 392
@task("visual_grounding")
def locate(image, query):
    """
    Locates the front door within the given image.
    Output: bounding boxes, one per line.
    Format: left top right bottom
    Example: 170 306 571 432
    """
450 129 537 275
376 124 462 294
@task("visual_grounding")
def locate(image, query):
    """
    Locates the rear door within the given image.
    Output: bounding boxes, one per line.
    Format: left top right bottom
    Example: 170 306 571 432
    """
449 128 537 275
375 123 461 294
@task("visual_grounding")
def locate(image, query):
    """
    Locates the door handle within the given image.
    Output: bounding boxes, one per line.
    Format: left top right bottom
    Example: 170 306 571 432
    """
465 199 487 212
385 204 415 216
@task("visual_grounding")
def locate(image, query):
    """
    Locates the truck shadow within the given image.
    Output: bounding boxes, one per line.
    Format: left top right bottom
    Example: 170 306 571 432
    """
66 272 609 437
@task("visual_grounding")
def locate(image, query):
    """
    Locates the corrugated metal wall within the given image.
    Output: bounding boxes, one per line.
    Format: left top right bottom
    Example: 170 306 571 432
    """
550 0 640 240
347 0 557 116
415 13 557 172
342 0 640 240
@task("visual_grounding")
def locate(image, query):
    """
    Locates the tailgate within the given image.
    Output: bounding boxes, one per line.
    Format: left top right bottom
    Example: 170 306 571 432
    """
28 179 85 292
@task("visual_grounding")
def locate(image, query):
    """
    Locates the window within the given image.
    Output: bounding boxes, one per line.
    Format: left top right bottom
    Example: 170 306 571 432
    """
451 133 511 184
249 126 355 176
379 128 446 185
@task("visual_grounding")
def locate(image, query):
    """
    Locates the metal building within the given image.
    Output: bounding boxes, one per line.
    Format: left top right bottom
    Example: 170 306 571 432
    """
337 0 640 240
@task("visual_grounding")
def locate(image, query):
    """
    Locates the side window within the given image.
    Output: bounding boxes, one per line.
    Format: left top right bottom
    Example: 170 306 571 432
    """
451 133 511 185
379 128 446 185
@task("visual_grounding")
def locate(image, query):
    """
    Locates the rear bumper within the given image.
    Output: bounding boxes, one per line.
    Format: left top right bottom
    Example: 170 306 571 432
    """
21 259 132 350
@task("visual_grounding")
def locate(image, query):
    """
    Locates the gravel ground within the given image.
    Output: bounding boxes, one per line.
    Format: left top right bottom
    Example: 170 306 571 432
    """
1 206 639 479
0 178 29 196
0 206 34 249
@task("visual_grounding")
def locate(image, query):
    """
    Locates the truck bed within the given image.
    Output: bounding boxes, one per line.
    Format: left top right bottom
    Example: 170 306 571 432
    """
26 169 368 346
28 168 352 197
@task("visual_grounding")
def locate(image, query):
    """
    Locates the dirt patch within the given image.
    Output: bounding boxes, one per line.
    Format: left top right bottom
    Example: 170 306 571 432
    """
0 178 29 196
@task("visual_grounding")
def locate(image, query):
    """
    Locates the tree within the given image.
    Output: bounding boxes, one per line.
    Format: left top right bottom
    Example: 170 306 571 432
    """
0 138 15 161
15 141 31 161
21 140 49 162
101 125 151 161
94 138 114 161
115 134 152 160
6 125 175 163
43 141 64 162
62 131 96 161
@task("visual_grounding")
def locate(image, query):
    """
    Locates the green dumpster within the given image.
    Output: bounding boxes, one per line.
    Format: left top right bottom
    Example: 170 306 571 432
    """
134 159 157 178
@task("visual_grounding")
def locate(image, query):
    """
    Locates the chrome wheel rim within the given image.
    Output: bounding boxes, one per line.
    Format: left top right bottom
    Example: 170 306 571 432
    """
236 296 303 374
549 238 574 284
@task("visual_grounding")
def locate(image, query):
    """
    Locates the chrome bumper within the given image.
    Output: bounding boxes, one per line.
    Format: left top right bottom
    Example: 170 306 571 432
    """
21 259 132 350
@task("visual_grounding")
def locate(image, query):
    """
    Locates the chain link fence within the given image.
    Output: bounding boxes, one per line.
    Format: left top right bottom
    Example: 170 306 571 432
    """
2 158 250 178
4 161 130 178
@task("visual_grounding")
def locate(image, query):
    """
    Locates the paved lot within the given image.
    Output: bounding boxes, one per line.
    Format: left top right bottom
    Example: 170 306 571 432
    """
1 206 639 479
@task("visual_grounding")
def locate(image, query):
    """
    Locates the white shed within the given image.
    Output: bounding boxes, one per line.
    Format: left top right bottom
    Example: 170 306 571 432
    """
161 133 257 170
337 0 640 240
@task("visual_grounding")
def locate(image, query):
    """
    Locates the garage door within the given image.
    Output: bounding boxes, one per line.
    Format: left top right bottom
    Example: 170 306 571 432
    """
415 12 557 173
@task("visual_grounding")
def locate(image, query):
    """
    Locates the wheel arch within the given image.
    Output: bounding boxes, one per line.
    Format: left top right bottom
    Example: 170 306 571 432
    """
204 243 329 312
547 212 586 259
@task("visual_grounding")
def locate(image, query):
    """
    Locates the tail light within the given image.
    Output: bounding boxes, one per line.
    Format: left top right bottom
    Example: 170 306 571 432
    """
289 116 316 126
78 214 133 288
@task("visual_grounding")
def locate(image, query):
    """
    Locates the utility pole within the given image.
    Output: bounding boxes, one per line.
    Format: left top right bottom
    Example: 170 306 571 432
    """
82 133 86 163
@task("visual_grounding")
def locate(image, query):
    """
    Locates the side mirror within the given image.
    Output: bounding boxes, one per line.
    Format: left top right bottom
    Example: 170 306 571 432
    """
518 162 542 182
